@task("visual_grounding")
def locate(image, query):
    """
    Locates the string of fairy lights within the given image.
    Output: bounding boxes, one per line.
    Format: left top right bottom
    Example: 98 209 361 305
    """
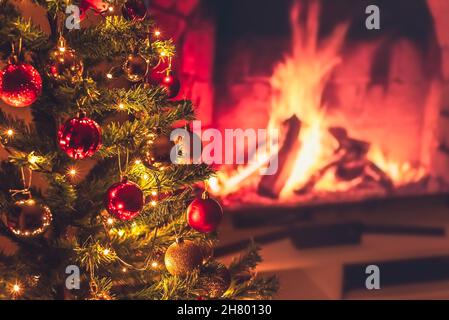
0 8 173 299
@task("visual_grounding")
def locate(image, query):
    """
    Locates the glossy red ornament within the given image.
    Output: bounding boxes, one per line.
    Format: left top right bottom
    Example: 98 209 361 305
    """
79 0 109 20
0 62 42 107
122 0 147 21
187 192 223 233
58 113 102 159
146 59 170 85
105 178 144 221
161 74 181 99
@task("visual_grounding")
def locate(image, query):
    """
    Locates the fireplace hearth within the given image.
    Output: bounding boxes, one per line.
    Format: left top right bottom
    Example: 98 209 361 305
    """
150 0 449 208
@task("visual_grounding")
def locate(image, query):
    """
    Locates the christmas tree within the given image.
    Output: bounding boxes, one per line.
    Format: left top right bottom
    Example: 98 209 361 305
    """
0 0 278 300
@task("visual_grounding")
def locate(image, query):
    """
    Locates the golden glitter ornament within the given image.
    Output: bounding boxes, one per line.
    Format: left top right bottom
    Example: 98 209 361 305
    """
164 239 203 276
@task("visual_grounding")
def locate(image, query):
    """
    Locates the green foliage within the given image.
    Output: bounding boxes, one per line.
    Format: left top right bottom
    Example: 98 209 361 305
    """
0 0 278 300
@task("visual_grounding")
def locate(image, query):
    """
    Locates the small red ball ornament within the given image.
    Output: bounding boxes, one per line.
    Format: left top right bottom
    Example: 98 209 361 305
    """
122 0 147 21
0 62 42 107
160 74 181 99
105 178 144 221
187 192 223 233
58 113 102 159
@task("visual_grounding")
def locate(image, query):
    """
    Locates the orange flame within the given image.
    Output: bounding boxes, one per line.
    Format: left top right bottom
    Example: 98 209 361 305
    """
211 0 426 199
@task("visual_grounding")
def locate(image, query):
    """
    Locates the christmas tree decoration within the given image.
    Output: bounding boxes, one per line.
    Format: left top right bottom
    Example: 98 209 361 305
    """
80 0 110 20
198 263 231 299
122 52 149 82
200 241 214 263
0 1 277 301
122 0 147 21
4 199 52 237
58 113 102 159
0 62 42 107
145 132 176 166
187 192 223 233
146 58 170 85
164 239 203 276
161 73 181 99
45 37 84 84
105 178 144 221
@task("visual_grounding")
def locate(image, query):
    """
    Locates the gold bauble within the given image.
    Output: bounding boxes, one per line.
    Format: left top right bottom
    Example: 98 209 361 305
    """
46 38 83 83
164 239 203 276
4 199 52 237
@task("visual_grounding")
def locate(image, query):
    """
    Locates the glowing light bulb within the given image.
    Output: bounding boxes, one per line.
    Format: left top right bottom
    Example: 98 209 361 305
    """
154 30 161 37
151 191 157 196
135 159 142 165
143 174 149 180
106 73 113 79
103 248 110 255
67 167 78 178
108 6 114 12
122 267 127 273
150 200 157 207
59 46 66 53
160 51 167 57
29 155 38 164
107 218 114 225
6 129 14 137
9 282 22 296
118 103 125 109
151 261 158 268
117 229 125 237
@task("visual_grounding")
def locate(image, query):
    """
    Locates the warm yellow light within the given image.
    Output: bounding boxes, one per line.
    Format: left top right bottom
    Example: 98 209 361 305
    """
151 191 157 196
68 168 77 176
108 6 114 12
29 155 38 164
122 267 127 273
107 218 114 225
154 30 161 37
6 129 14 137
142 174 149 180
160 51 167 57
117 229 125 237
151 261 158 268
103 248 110 255
118 103 125 109
106 73 113 79
135 159 142 165
59 46 66 53
9 281 22 297
150 200 157 207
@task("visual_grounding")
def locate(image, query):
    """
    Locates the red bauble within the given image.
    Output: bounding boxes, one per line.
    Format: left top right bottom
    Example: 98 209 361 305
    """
122 0 147 21
161 74 181 99
0 63 42 107
187 192 223 233
105 178 144 221
79 0 109 20
146 59 170 85
58 114 102 159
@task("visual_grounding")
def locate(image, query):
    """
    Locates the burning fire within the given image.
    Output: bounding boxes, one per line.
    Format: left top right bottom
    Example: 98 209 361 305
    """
210 0 426 200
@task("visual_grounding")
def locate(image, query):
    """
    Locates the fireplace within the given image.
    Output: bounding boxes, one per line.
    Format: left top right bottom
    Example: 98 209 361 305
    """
151 0 449 209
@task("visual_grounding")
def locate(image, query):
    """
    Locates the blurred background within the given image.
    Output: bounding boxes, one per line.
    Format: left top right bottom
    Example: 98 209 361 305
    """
3 0 449 299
